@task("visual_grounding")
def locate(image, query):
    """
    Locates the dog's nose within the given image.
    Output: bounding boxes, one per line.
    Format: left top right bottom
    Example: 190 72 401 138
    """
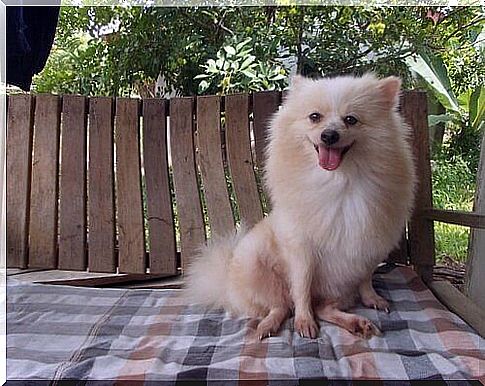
321 130 340 146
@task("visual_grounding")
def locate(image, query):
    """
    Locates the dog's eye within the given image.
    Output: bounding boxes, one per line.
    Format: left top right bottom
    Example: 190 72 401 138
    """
344 115 358 125
309 112 322 123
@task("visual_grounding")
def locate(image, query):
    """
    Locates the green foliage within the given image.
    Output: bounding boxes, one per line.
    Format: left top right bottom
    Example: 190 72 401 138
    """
195 37 287 94
32 6 483 97
33 34 124 96
432 151 475 211
409 50 484 133
434 223 470 263
406 24 484 179
432 150 476 262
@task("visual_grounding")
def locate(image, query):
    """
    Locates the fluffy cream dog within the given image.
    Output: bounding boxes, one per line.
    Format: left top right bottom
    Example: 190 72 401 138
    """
186 74 416 339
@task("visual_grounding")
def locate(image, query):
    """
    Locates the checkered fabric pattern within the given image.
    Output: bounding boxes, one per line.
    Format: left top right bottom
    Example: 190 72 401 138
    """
7 266 485 382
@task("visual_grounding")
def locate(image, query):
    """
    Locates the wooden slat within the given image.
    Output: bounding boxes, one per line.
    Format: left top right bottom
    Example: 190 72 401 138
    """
225 94 264 228
402 91 435 282
196 96 234 236
88 98 116 273
115 98 145 273
7 268 48 276
142 99 177 275
28 94 61 268
420 208 485 229
6 94 34 268
58 95 87 270
38 274 167 287
10 269 118 283
252 91 280 170
465 131 485 309
170 97 205 269
429 281 485 337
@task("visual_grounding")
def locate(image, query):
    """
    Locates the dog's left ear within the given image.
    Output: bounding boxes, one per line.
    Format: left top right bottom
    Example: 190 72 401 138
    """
377 76 401 109
290 74 312 92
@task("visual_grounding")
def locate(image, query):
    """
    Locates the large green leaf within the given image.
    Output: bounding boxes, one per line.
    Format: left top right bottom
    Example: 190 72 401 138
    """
405 51 459 112
469 86 484 131
428 114 455 127
457 88 472 111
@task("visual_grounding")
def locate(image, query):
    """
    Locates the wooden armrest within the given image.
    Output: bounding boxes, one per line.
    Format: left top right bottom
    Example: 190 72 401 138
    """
428 280 485 337
420 208 485 229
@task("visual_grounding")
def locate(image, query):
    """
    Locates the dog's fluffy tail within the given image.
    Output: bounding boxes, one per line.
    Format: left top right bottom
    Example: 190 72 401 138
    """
184 225 247 308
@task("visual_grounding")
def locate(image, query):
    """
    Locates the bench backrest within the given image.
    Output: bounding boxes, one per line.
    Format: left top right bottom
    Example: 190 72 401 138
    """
6 91 432 275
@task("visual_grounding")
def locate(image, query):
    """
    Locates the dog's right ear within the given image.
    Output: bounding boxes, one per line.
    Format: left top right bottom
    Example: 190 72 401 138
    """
377 76 402 109
290 74 311 91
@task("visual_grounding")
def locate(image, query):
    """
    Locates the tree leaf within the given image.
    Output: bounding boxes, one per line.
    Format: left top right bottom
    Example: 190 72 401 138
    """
240 55 255 70
236 37 252 51
428 113 455 126
236 49 252 58
405 51 459 112
199 80 209 92
224 46 236 56
469 86 484 131
269 73 286 81
242 69 257 78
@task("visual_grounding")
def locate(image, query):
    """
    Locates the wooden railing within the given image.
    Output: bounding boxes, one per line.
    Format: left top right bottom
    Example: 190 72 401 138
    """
5 90 441 276
7 92 281 274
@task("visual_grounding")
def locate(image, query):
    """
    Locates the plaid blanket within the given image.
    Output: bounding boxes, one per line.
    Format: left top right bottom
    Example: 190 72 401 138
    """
7 266 484 382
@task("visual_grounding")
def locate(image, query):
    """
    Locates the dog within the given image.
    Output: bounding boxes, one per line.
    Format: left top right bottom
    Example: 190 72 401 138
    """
186 73 416 339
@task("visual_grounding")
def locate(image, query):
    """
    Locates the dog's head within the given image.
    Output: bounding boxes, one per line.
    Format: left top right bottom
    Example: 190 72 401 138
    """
276 74 402 171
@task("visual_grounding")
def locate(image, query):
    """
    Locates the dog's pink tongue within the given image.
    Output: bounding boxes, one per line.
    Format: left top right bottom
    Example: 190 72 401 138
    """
318 144 343 171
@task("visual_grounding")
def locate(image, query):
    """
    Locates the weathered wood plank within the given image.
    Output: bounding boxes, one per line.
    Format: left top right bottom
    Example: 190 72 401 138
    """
142 99 177 275
123 276 183 289
252 91 280 170
38 273 167 286
88 97 116 273
253 91 280 213
115 98 145 273
7 268 48 276
429 280 485 337
421 208 485 229
28 94 61 269
170 97 205 270
465 131 485 309
402 91 435 282
9 269 118 283
196 96 234 236
225 94 264 228
58 95 87 270
6 94 34 268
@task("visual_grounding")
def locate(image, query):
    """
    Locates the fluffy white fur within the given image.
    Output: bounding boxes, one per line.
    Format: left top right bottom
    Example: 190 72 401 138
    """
185 74 416 339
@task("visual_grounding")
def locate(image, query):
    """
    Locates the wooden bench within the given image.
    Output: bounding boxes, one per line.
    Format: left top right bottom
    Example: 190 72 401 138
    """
6 90 485 336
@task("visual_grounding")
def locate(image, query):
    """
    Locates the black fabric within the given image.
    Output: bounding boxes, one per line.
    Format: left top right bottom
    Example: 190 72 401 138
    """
7 6 60 91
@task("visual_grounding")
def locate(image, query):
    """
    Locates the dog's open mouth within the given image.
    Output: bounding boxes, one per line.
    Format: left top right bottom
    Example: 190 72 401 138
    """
314 142 354 171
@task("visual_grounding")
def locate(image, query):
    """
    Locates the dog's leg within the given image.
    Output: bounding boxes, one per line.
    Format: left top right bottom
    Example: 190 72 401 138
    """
256 306 288 340
284 245 319 339
315 301 382 339
358 276 390 312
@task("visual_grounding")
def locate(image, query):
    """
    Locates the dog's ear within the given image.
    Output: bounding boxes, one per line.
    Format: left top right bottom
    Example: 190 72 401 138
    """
377 76 401 109
290 74 311 92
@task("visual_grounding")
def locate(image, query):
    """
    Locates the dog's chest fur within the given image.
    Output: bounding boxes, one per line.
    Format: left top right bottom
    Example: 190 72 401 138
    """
278 170 407 300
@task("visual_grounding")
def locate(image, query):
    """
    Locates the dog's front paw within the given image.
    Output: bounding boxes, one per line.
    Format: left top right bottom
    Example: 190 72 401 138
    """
294 315 319 339
361 293 390 313
349 316 382 339
256 318 280 340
